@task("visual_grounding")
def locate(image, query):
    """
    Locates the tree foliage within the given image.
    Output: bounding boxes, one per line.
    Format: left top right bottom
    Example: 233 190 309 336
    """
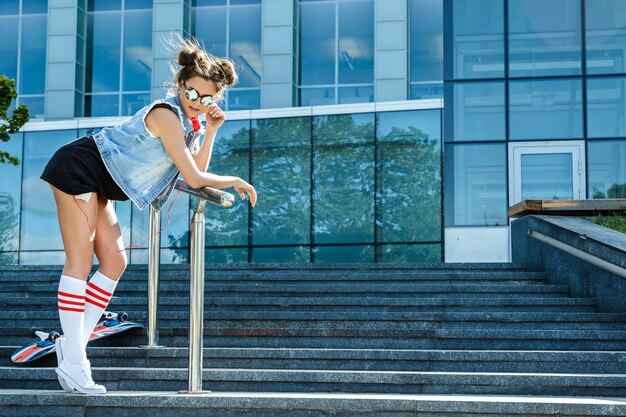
0 75 29 166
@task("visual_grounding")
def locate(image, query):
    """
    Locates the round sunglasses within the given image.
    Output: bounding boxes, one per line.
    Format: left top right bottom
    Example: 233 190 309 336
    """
184 82 216 107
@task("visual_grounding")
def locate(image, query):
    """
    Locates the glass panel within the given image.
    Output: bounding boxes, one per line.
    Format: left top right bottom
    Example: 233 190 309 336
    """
449 0 504 79
159 192 190 253
22 0 47 14
122 10 152 91
251 246 309 263
0 133 22 253
231 0 261 4
87 94 119 117
194 0 226 6
0 0 18 14
21 130 79 250
205 248 248 263
0 16 18 81
131 204 149 250
337 85 374 104
125 0 152 9
0 252 17 265
87 11 121 93
121 93 150 116
229 3 261 89
114 200 132 250
300 1 335 85
380 244 442 262
18 96 45 119
251 117 311 245
130 248 147 264
377 110 442 242
410 82 443 100
586 0 626 75
227 89 260 110
588 140 626 199
410 0 443 83
19 15 47 94
446 81 505 141
204 120 250 247
338 0 374 84
313 113 375 244
300 87 335 106
509 78 583 140
587 77 626 138
444 143 507 226
192 5 227 56
161 248 188 264
88 0 121 11
521 153 573 200
508 0 582 77
313 245 374 263
19 251 66 265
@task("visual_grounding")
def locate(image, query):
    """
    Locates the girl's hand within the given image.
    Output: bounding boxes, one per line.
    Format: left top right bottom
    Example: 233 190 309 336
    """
205 104 225 130
233 178 257 207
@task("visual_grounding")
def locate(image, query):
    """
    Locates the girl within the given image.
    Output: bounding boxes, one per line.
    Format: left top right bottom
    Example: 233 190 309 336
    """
40 37 257 394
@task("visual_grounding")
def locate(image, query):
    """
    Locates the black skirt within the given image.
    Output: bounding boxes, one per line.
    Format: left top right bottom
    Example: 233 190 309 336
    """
40 135 130 202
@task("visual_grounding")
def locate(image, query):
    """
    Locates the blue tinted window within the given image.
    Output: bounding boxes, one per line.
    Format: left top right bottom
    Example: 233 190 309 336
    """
121 93 150 116
444 143 507 226
445 81 505 141
252 246 309 263
22 0 47 14
0 16 18 81
587 77 626 138
338 85 374 104
448 0 504 80
21 130 79 251
122 10 152 91
18 96 45 119
88 0 121 11
194 0 226 6
377 110 442 242
381 244 442 262
19 14 47 95
0 0 18 14
125 0 152 9
410 83 444 100
508 0 582 77
410 0 443 83
313 113 375 244
205 248 248 263
300 87 335 106
88 94 119 117
0 133 22 256
586 0 626 75
300 1 335 85
314 245 374 262
338 0 374 84
87 11 121 93
588 140 626 199
193 5 227 56
251 117 311 245
229 3 261 89
227 89 260 110
509 78 583 140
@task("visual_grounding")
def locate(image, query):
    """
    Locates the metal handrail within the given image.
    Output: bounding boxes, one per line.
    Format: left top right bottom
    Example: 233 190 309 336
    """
143 178 235 394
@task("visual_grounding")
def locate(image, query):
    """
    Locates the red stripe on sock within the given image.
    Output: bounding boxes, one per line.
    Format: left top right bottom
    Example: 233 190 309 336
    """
85 289 109 304
58 306 85 313
57 291 85 300
87 281 112 297
85 297 107 309
57 298 85 307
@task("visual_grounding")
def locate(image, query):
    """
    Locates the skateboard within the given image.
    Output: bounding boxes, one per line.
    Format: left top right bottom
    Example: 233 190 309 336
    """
10 311 143 364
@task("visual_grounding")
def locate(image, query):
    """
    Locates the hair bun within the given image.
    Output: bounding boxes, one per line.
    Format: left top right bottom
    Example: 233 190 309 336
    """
214 59 238 86
177 49 198 66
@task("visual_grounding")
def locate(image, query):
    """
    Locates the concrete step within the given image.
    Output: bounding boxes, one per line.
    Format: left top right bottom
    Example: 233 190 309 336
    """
3 367 626 397
1 390 624 417
4 347 625 374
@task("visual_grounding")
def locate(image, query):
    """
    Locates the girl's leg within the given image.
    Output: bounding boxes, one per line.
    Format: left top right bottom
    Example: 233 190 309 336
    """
84 195 127 346
50 184 97 365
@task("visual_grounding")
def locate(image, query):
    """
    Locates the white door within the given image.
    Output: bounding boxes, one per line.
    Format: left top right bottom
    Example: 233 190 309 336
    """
508 141 586 206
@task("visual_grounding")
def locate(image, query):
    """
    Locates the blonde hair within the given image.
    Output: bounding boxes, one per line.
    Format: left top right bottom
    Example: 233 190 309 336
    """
166 34 238 102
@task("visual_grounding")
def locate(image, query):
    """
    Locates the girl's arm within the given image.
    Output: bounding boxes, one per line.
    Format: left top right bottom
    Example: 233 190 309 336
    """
192 128 216 173
145 107 257 206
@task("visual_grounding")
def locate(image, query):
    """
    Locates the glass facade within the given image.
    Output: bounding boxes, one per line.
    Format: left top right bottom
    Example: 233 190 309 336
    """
0 0 47 118
192 0 262 110
85 0 153 116
299 0 375 105
410 0 443 99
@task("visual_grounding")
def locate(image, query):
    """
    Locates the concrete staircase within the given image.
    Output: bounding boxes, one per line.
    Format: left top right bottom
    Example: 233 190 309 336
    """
1 263 626 416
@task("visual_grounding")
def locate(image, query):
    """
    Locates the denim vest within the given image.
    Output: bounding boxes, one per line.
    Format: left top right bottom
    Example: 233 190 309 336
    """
93 95 202 211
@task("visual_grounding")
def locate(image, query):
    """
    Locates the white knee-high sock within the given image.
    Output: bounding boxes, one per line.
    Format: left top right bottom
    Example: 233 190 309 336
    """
57 275 87 365
83 271 118 347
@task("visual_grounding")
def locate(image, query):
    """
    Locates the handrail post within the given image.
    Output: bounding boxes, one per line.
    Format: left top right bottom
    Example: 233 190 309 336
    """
144 206 164 348
187 199 207 392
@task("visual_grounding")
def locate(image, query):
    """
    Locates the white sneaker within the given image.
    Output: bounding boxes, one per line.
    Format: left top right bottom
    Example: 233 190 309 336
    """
54 336 73 392
55 359 106 395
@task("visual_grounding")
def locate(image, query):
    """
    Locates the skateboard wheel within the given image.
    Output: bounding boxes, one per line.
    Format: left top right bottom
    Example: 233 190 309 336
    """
118 312 128 322
30 328 37 338
48 331 60 342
